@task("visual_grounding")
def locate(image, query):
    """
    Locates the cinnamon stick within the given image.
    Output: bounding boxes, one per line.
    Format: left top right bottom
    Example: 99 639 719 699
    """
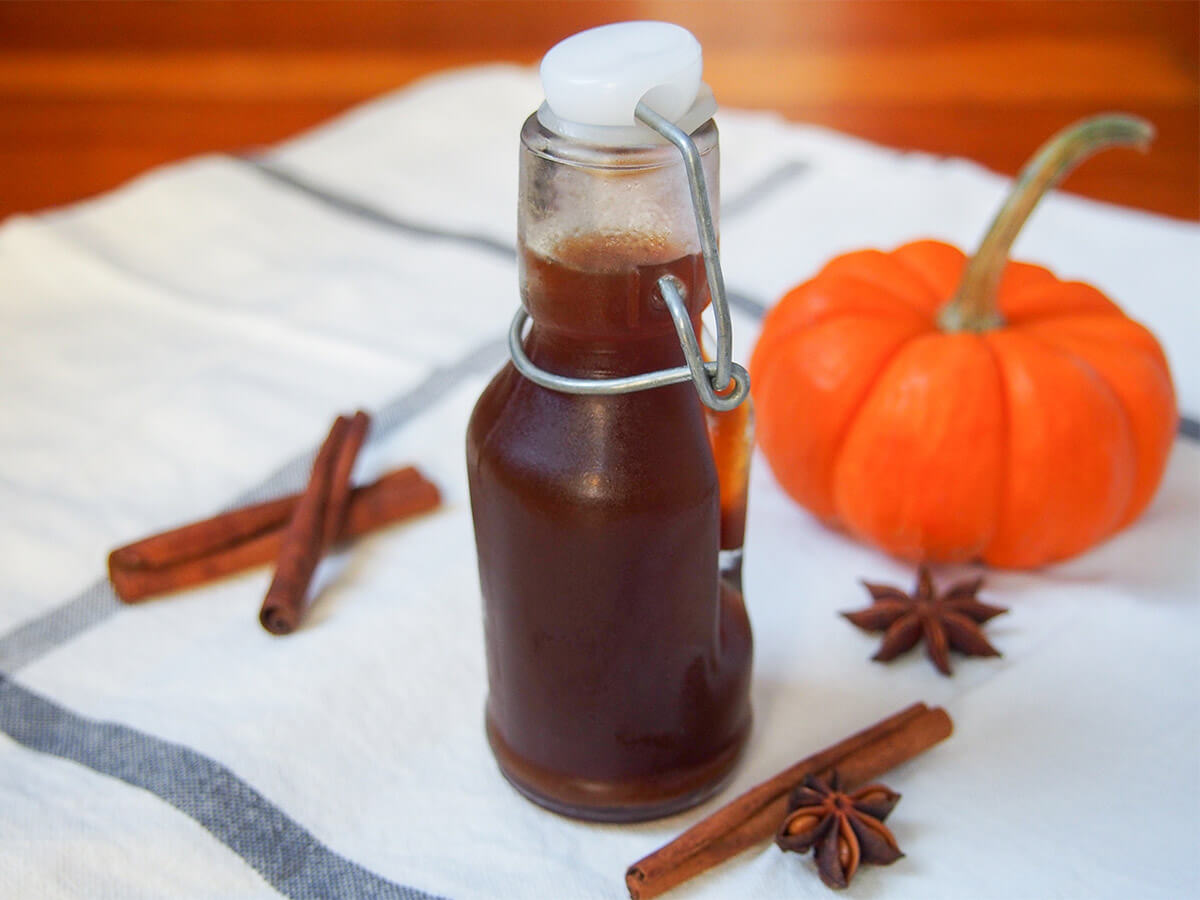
257 412 370 635
109 493 296 571
626 703 953 899
320 411 370 546
108 467 440 603
634 704 925 878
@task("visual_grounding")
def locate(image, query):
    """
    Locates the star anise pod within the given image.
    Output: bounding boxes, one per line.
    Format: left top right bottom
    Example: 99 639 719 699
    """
842 565 1007 676
775 771 903 889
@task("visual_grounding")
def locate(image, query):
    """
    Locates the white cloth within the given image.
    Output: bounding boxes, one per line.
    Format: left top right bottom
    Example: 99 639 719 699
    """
0 65 1196 899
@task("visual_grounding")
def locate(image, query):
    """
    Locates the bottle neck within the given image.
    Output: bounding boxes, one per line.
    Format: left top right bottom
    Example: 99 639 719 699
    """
515 115 719 379
518 235 709 378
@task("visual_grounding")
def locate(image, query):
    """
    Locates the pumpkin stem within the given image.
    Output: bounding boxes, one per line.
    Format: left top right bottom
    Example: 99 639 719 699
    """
939 114 1154 333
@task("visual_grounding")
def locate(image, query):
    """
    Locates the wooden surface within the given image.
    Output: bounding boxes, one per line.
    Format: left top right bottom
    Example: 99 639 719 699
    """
1 0 1196 221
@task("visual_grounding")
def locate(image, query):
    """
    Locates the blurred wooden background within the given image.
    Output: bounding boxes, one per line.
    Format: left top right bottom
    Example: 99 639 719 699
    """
1 0 1196 221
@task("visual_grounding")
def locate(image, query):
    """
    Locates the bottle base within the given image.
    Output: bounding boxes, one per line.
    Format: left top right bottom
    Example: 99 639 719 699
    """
485 713 751 823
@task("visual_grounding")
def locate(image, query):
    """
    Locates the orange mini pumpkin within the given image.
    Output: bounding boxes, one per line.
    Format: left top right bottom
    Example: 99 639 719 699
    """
751 115 1177 568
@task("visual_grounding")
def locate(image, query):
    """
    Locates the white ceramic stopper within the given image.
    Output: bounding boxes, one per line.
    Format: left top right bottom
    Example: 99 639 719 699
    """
540 22 703 128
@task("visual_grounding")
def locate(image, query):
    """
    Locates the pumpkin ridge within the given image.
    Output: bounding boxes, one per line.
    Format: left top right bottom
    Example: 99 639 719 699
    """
983 329 1138 564
1002 307 1125 326
888 247 958 313
827 328 931 529
832 332 1006 560
1014 314 1169 366
755 308 930 368
831 272 939 320
976 334 1011 559
819 249 944 315
999 280 1125 325
752 274 934 371
1007 325 1145 529
752 315 929 521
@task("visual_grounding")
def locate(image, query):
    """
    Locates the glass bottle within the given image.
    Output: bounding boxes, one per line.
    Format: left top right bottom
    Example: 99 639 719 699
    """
466 23 752 822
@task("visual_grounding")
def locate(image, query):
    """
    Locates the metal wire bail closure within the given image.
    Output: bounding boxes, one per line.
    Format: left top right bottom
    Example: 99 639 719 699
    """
507 101 749 413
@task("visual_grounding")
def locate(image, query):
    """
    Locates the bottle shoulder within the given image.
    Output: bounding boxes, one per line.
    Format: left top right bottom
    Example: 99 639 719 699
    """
468 365 718 510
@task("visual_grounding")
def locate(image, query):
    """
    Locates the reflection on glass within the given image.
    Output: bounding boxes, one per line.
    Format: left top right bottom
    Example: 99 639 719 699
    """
701 324 754 591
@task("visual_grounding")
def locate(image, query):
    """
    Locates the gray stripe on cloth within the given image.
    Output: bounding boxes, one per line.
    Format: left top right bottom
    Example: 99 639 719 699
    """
726 288 769 319
1181 415 1200 441
719 159 811 219
0 336 507 675
0 584 122 681
0 674 445 900
239 152 812 258
240 156 517 262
